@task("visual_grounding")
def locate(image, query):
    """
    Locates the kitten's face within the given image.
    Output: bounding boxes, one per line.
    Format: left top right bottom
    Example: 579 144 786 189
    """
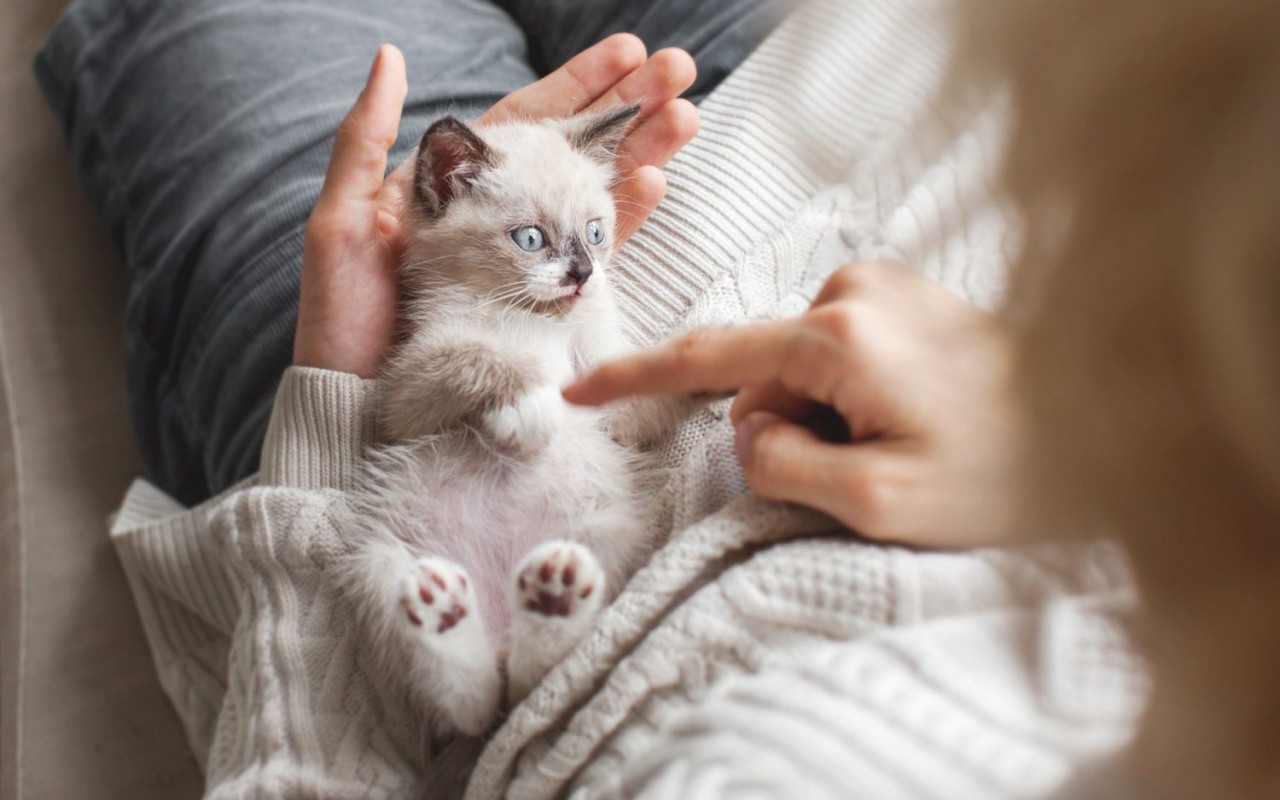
403 108 639 317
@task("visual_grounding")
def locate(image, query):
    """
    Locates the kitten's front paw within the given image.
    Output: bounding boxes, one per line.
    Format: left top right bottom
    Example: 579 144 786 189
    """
482 385 564 456
515 541 605 622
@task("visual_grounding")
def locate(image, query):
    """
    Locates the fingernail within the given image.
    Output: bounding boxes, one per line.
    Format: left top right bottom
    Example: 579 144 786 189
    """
367 45 385 85
734 411 778 463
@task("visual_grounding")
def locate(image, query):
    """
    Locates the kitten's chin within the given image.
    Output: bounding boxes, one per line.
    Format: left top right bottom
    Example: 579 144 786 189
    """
532 284 582 303
526 284 587 317
524 286 586 318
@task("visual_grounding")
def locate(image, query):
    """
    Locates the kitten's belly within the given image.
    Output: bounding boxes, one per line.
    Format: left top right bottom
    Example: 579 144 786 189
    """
372 418 641 634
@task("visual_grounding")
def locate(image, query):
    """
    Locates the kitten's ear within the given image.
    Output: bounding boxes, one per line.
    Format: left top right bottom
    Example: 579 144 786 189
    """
562 104 642 166
414 117 494 216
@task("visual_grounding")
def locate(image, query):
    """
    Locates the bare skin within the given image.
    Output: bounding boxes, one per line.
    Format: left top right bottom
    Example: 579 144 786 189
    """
564 261 1023 549
294 36 700 378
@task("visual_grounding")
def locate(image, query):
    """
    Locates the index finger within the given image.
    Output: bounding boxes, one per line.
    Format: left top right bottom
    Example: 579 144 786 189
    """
479 33 648 125
563 321 803 405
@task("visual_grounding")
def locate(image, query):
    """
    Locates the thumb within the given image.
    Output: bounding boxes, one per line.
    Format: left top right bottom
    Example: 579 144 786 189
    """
734 411 878 530
317 44 408 214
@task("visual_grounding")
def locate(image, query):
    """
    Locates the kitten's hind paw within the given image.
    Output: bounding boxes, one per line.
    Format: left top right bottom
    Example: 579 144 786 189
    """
401 557 477 639
508 542 607 702
515 542 605 622
400 557 499 735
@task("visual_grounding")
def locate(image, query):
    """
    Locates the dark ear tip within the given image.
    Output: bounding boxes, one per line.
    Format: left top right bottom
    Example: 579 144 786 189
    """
568 104 644 159
604 103 642 128
414 116 493 213
421 115 466 143
429 116 468 132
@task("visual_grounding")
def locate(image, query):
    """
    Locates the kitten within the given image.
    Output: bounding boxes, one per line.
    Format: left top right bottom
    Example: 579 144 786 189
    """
345 106 687 738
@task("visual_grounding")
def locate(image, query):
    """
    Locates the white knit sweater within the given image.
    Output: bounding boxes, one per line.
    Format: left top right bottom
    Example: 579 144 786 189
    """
110 0 1147 797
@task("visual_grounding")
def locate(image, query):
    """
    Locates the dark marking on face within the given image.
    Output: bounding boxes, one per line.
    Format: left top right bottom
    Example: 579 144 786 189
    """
562 237 593 286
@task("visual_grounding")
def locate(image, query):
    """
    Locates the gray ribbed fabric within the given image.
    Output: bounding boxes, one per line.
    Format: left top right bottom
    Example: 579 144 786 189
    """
108 0 1147 797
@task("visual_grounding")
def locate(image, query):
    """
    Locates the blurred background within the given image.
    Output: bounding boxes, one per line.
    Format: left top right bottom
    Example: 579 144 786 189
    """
0 1 203 796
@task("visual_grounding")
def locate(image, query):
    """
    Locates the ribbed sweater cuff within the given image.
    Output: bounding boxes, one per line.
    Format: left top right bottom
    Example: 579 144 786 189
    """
259 367 381 492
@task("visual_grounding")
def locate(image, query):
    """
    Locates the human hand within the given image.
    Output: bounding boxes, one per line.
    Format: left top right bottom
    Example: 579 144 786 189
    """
563 262 1022 548
294 36 700 378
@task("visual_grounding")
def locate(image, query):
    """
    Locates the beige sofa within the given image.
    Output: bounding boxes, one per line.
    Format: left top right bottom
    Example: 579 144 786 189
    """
0 1 203 795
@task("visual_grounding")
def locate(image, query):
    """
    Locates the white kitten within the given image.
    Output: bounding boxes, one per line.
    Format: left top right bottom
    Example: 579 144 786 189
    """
344 107 690 739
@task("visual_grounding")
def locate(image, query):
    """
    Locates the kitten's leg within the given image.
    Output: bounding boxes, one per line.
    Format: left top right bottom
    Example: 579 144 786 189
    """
480 384 564 456
382 333 562 455
399 556 501 736
506 541 606 703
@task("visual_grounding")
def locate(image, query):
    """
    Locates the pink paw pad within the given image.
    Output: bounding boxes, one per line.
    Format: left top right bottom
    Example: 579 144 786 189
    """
515 544 602 619
401 558 473 634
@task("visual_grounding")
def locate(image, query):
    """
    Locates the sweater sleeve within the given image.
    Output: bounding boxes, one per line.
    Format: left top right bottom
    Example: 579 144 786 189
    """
111 367 434 798
258 366 382 492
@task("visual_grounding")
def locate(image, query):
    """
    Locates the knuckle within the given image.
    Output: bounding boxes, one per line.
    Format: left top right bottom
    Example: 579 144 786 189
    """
744 425 794 495
672 328 713 370
841 463 905 539
826 263 868 297
306 208 358 252
778 333 851 409
826 260 905 298
808 303 862 347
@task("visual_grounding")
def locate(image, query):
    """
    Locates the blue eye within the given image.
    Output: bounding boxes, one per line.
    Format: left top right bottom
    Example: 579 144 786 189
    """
511 226 546 252
585 219 606 246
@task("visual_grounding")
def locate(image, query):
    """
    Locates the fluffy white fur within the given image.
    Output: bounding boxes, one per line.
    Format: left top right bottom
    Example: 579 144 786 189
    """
343 108 686 739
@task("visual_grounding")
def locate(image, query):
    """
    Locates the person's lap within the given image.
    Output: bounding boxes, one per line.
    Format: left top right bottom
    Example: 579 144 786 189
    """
35 0 787 504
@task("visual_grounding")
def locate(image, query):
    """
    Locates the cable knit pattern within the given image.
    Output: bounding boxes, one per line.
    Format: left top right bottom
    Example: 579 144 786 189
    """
109 0 1147 797
598 598 1141 800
